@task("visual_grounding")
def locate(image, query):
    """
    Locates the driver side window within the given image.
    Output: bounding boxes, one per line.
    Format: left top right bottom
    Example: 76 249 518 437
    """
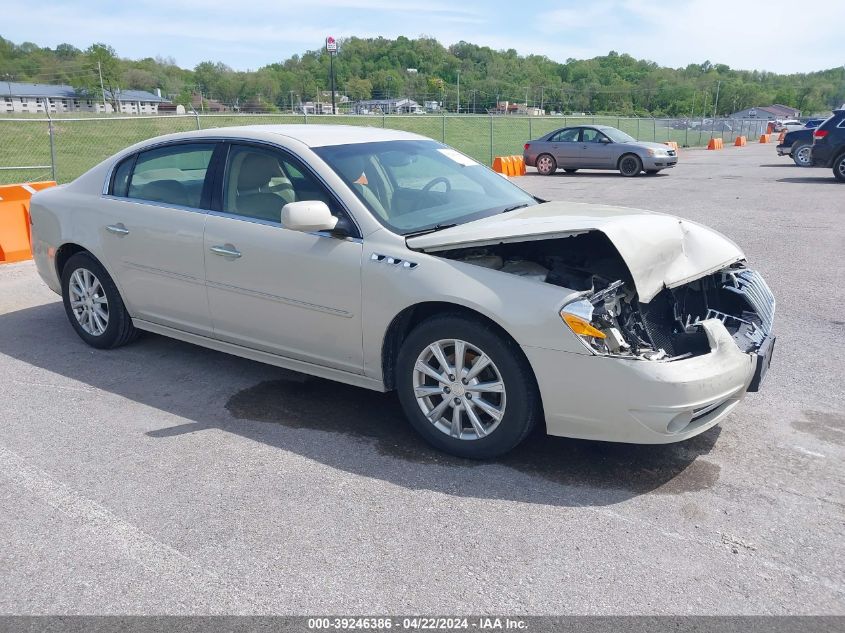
222 145 341 224
581 128 607 143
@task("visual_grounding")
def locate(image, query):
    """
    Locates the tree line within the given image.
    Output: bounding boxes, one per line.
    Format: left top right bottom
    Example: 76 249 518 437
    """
1 35 843 116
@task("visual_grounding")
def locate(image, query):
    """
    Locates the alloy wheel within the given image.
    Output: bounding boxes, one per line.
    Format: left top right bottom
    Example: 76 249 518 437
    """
68 268 109 336
536 155 554 175
795 146 811 166
412 339 506 440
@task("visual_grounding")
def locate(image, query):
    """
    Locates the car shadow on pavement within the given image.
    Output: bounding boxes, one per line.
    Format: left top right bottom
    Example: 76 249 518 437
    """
776 177 839 184
0 302 722 508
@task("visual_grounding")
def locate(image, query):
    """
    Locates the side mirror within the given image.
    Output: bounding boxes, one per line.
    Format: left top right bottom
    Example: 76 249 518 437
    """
599 137 612 144
281 200 338 233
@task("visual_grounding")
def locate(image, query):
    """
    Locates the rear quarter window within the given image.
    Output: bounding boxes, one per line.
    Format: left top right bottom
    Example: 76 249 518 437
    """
125 143 215 208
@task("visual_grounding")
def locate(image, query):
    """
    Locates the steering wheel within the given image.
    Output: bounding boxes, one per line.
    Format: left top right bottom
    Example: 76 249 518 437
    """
422 177 451 193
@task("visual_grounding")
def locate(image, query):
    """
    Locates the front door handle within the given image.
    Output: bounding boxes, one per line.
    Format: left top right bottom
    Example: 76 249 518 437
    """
106 223 129 236
210 244 242 259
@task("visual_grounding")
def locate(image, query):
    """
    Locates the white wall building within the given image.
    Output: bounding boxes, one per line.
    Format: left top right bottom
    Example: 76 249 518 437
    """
2 82 169 115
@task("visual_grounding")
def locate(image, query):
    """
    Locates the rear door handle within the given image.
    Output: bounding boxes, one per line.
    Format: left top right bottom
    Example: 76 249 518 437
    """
106 223 129 236
210 244 242 258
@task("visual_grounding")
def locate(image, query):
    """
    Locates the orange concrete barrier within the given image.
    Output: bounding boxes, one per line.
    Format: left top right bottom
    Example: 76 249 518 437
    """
0 181 56 263
500 155 512 176
492 156 506 174
707 138 724 150
759 134 770 143
735 136 747 146
777 131 786 142
510 155 526 175
664 141 679 152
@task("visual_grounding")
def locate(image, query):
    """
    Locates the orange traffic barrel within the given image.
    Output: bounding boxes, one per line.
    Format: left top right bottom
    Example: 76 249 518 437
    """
0 181 56 263
735 136 747 146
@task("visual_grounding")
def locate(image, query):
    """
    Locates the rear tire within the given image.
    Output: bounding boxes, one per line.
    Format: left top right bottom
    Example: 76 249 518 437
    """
792 143 812 167
619 154 643 177
833 154 845 182
396 315 541 459
535 154 557 176
61 252 138 349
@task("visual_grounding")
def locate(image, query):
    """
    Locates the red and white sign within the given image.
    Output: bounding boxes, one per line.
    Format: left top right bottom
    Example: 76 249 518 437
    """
326 36 337 53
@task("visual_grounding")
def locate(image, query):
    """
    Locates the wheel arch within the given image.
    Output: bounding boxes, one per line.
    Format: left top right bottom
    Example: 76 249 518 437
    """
55 242 90 279
380 301 537 393
616 151 642 169
54 243 132 314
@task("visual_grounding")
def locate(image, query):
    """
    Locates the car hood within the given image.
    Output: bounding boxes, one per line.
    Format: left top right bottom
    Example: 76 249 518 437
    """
629 140 674 151
406 201 744 303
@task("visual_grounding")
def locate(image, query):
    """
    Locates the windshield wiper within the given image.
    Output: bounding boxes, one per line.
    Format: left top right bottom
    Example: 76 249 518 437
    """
501 203 530 213
404 223 458 238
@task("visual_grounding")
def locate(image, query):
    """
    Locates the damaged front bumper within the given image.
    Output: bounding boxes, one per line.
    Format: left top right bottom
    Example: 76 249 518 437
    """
525 319 772 443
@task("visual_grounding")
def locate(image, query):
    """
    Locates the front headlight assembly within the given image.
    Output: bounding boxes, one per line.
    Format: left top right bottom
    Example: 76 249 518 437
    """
559 281 665 360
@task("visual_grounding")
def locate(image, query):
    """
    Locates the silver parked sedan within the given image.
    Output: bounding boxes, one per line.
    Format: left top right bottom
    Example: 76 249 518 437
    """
524 125 678 176
30 125 773 459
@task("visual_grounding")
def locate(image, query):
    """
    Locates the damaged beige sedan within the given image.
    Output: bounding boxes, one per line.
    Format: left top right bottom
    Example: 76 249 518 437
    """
30 126 775 458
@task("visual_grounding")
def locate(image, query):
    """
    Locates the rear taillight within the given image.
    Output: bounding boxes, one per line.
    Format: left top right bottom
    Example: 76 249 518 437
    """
523 143 530 150
814 129 829 139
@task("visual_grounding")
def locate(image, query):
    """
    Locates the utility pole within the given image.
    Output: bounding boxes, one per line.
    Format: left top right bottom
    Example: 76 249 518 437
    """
540 86 544 113
97 61 107 111
290 90 296 113
326 36 337 114
712 80 721 120
456 70 460 114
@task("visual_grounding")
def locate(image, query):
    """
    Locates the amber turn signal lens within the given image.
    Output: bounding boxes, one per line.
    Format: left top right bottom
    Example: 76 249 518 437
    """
562 313 607 339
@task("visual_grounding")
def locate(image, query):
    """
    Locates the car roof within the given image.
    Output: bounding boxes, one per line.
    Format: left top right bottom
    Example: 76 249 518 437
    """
161 124 429 148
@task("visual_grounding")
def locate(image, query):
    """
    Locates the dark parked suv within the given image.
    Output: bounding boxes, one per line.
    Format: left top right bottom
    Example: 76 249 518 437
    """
810 110 845 182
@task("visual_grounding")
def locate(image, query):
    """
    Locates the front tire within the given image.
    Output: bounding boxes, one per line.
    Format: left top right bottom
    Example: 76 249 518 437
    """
619 154 643 177
61 252 138 349
535 153 557 176
396 315 541 459
833 154 845 182
792 143 812 167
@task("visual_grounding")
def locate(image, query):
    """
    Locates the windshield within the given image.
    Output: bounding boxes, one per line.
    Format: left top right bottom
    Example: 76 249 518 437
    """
314 140 537 235
603 127 636 143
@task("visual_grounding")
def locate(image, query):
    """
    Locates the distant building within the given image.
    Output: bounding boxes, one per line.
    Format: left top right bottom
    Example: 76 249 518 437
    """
729 104 801 119
352 98 423 114
191 93 226 113
296 101 336 115
490 101 520 115
1 82 168 114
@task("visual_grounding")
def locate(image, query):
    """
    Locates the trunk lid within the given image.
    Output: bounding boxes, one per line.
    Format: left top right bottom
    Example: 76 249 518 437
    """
406 201 744 303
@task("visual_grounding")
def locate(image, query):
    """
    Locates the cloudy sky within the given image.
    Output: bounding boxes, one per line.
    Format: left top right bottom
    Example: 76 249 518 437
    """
3 0 842 73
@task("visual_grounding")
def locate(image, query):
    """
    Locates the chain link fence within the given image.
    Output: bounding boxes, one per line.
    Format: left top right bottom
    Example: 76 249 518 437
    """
0 114 772 185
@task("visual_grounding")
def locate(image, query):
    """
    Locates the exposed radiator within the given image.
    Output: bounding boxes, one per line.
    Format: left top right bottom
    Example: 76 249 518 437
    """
722 269 776 335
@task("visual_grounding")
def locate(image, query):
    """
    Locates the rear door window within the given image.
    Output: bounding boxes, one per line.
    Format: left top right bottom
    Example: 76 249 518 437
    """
550 128 580 142
125 143 215 208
